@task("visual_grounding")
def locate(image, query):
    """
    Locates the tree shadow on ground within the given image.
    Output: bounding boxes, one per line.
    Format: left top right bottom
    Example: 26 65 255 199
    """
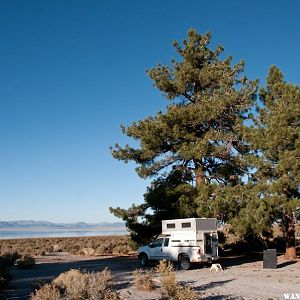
277 260 298 268
201 294 241 300
218 253 262 269
114 280 131 290
192 279 234 292
218 251 299 269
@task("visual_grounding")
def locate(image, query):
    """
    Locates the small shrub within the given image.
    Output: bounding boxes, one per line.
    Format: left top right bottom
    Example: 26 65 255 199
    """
81 247 96 256
52 244 62 252
112 244 129 255
132 269 155 291
156 260 177 298
175 285 199 300
16 255 35 269
85 268 118 300
0 266 9 291
66 244 81 255
0 252 20 267
156 260 198 300
30 283 60 300
53 269 88 299
95 244 108 255
0 253 14 296
103 242 114 254
52 268 118 300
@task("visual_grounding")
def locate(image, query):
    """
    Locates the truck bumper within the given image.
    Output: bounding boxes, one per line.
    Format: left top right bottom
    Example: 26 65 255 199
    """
191 255 220 263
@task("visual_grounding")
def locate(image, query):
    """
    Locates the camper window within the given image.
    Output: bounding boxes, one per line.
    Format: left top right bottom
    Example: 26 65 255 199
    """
181 222 191 228
167 223 175 229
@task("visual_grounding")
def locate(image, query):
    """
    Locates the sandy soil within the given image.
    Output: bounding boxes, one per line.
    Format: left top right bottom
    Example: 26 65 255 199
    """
176 255 300 300
4 252 300 300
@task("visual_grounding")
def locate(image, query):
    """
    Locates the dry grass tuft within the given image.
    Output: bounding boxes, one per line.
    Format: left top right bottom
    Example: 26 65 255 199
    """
156 260 177 298
175 285 200 300
156 260 198 300
31 283 60 300
132 269 155 291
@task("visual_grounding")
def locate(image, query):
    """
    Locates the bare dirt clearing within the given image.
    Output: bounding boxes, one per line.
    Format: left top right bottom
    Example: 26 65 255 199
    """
4 253 300 300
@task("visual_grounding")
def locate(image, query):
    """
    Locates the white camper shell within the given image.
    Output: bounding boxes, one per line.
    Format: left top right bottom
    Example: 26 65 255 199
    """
138 218 219 270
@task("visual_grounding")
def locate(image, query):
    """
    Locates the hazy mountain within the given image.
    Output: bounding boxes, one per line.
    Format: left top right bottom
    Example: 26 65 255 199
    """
0 220 125 228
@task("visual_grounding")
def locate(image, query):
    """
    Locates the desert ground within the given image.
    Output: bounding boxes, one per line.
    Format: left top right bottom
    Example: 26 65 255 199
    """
4 252 300 300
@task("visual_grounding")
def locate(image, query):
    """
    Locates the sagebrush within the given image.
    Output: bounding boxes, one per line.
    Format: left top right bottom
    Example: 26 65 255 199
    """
156 260 198 300
0 235 132 257
31 268 118 300
16 255 35 269
132 269 155 291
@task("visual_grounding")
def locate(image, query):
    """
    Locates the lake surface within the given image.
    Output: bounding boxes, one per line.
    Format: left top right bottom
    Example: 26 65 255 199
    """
0 227 127 239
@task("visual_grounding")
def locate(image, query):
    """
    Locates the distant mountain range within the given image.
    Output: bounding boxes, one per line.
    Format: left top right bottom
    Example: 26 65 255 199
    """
0 220 125 228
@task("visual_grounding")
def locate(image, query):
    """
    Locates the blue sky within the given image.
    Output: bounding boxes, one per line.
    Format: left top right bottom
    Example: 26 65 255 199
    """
0 0 299 223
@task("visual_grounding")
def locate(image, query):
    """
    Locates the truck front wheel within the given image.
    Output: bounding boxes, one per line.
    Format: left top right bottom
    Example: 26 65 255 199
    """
139 253 149 267
178 255 191 270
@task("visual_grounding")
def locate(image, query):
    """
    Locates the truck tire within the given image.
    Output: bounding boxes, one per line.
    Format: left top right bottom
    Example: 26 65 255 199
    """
139 253 149 267
179 255 191 270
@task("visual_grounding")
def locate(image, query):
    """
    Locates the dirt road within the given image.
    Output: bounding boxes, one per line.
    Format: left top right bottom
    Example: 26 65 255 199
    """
4 253 300 300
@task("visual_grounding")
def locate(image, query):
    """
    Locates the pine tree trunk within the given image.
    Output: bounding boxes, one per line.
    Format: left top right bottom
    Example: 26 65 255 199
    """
194 163 204 187
284 212 296 260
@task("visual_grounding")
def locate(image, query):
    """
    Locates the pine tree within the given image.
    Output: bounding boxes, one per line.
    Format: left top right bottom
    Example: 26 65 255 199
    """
249 66 300 259
110 29 257 242
111 29 257 189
